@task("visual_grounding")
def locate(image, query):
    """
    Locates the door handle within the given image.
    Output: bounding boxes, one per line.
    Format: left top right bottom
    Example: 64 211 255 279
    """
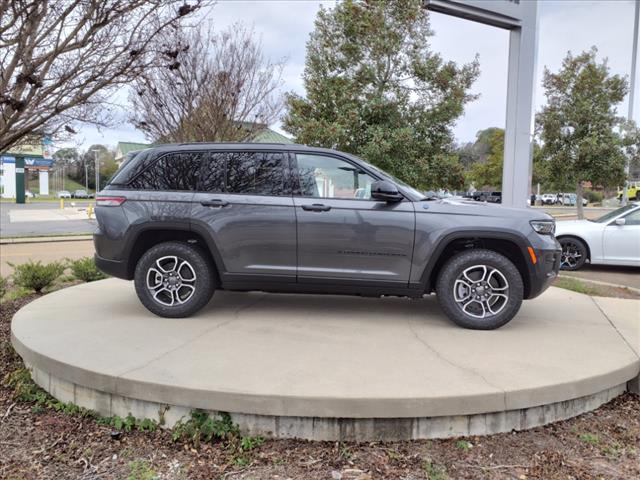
200 199 229 208
301 203 331 212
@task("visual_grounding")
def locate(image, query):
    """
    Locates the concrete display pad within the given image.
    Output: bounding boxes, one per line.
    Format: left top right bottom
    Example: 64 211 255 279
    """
11 279 640 441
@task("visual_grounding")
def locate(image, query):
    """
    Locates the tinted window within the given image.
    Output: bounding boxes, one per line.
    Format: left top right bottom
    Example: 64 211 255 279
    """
128 152 201 191
623 209 640 226
226 151 286 196
199 152 226 192
296 154 376 200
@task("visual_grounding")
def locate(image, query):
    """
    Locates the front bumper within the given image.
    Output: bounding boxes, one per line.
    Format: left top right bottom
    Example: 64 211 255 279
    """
526 244 562 299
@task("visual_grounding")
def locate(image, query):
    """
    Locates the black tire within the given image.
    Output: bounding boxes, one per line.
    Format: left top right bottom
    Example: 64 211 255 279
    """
134 241 216 318
558 237 588 271
435 249 524 330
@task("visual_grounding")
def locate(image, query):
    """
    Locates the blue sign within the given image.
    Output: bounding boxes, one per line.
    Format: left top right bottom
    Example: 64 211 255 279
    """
0 155 53 167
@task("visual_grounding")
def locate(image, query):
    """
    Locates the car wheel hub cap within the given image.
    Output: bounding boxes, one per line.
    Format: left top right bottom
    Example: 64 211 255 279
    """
560 242 582 268
453 265 510 319
146 256 196 306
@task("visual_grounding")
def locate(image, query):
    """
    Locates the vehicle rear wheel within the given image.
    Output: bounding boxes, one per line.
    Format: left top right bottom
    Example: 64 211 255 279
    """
558 237 587 271
134 241 215 318
435 249 524 330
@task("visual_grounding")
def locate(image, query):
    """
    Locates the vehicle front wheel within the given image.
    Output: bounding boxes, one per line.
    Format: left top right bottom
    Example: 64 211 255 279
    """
558 237 587 271
134 241 216 318
435 249 524 330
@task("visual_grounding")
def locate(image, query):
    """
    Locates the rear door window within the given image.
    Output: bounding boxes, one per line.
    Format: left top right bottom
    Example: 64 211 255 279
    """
225 151 288 196
128 151 203 191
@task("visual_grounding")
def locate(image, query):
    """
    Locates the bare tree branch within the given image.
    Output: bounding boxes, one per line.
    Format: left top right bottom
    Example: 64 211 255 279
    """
0 0 210 152
130 22 285 143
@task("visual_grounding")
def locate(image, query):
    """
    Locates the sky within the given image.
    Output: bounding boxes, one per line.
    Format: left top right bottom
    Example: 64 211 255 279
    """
65 0 640 152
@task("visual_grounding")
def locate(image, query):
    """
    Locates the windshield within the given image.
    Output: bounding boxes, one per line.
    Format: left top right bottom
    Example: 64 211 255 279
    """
592 204 639 223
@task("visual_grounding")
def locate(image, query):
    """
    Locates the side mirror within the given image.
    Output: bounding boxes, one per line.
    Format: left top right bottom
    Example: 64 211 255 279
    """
615 218 626 226
371 180 403 202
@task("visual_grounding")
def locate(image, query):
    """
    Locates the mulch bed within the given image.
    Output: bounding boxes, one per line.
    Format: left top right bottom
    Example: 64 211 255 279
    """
1 294 638 479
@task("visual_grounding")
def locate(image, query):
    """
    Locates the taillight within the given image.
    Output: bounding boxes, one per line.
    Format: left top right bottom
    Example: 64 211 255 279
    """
96 196 126 207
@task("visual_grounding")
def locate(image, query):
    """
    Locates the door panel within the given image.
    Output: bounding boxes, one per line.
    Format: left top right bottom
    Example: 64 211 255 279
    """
191 151 296 279
603 210 640 265
295 198 415 282
292 153 415 283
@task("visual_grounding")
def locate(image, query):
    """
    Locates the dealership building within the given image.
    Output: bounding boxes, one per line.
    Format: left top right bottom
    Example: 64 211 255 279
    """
0 137 54 200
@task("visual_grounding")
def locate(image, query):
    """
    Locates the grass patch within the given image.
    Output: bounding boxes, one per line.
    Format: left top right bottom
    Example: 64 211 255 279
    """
455 439 473 451
554 277 602 296
579 432 600 445
422 459 448 480
553 276 639 299
127 459 158 480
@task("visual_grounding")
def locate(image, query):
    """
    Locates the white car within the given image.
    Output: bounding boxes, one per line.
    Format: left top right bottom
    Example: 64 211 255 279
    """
541 193 557 205
57 190 72 199
554 202 640 270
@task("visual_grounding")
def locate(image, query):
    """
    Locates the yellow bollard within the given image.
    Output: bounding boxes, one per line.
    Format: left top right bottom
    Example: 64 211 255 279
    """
60 198 64 210
87 203 94 219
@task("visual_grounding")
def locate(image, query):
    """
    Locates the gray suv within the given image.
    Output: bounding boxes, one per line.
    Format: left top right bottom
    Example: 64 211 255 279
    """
94 143 561 329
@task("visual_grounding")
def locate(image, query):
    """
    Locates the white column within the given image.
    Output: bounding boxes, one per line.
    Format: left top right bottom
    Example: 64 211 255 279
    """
502 1 538 208
39 170 49 196
1 162 16 198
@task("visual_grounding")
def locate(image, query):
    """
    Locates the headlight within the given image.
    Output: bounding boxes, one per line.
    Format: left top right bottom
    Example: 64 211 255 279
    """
530 220 555 235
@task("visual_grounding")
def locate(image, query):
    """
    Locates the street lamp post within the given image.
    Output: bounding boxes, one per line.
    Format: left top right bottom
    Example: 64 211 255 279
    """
622 0 639 206
91 148 100 194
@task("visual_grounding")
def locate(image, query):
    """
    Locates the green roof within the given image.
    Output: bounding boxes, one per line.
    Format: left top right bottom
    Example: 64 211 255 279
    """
249 128 294 144
116 141 151 158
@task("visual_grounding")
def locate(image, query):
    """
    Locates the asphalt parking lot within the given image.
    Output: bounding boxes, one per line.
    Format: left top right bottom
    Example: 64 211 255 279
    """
0 201 96 237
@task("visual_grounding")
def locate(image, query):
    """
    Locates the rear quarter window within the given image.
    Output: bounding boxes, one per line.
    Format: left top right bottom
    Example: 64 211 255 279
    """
128 152 204 191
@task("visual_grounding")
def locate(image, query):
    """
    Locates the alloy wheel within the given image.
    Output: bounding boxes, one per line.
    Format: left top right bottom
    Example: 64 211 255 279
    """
560 241 582 269
453 264 510 319
146 255 197 306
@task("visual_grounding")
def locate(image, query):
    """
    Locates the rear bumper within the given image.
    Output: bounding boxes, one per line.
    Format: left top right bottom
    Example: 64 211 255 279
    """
526 245 561 299
95 253 130 280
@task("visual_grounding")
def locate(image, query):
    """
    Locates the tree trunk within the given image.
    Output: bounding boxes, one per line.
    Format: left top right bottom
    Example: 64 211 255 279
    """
576 182 584 220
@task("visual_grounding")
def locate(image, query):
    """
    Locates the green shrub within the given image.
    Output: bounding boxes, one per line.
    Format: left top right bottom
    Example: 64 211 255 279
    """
172 410 239 448
67 257 107 282
584 190 603 204
9 260 64 292
0 275 6 299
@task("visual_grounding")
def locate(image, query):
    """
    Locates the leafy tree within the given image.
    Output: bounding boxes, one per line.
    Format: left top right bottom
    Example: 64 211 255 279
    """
466 129 504 189
536 48 628 218
283 0 479 190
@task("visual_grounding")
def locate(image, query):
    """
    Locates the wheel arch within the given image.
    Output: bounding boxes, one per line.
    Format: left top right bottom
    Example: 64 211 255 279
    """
419 230 535 298
125 225 222 284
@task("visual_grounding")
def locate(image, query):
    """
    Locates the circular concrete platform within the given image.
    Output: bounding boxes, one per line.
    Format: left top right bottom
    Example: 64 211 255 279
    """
11 279 640 441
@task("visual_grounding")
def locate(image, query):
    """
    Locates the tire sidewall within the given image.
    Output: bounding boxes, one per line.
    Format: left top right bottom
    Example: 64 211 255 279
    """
134 242 215 318
436 249 524 330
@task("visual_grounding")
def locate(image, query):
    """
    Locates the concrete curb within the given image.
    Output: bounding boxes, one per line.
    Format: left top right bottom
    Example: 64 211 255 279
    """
559 274 640 295
0 235 93 245
10 280 640 441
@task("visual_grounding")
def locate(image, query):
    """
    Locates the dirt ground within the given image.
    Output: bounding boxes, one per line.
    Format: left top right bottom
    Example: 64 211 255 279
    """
1 295 639 480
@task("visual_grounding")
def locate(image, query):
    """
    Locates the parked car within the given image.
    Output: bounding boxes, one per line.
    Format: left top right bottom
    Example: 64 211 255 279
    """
72 189 89 199
94 144 560 330
558 193 588 207
540 193 557 205
57 190 71 199
25 190 34 198
617 181 639 202
555 202 640 270
470 191 501 203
